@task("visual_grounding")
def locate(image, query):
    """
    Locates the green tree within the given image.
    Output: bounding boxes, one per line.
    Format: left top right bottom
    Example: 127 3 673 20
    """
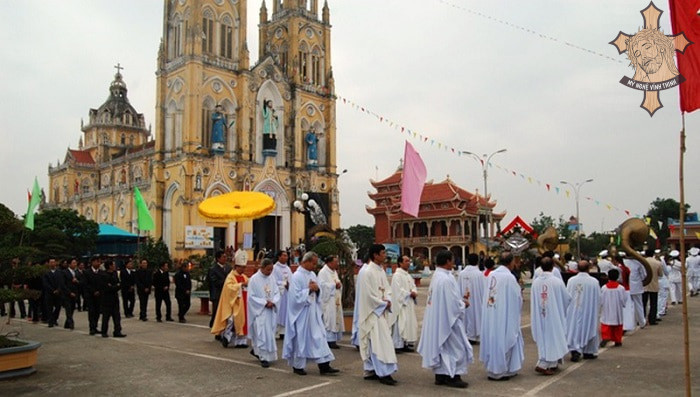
27 208 99 259
346 224 374 261
646 197 690 248
136 238 172 269
531 212 573 240
309 230 356 309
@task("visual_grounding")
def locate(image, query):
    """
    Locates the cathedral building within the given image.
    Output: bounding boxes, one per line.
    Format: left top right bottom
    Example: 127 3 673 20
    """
48 0 341 257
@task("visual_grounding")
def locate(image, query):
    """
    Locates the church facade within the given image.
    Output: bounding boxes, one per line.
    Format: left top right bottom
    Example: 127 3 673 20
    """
48 0 341 258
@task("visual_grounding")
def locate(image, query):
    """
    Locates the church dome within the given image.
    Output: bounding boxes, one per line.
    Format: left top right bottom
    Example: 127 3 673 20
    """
85 68 147 131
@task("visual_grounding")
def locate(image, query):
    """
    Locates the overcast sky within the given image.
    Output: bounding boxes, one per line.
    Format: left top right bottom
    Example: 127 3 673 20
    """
1 0 698 236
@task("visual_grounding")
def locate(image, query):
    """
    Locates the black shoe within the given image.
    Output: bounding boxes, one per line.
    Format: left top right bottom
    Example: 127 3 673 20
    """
250 349 260 359
614 342 623 347
293 367 307 376
318 362 340 375
215 335 222 341
48 324 54 328
583 353 597 360
570 351 581 362
328 342 340 349
488 376 511 381
394 348 404 354
364 371 379 380
157 318 163 323
179 319 186 323
166 317 175 322
435 374 449 385
278 334 285 340
378 375 397 386
113 333 127 338
599 340 609 348
101 334 109 338
89 330 96 335
221 338 229 348
400 346 415 353
140 318 148 322
261 360 270 368
444 376 468 388
468 340 480 345
234 344 248 349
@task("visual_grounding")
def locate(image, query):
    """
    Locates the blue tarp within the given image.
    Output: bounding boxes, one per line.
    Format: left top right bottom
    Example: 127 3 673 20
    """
97 224 140 255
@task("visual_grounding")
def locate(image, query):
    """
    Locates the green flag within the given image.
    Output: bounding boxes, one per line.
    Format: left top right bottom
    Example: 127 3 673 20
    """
24 177 41 230
134 186 154 231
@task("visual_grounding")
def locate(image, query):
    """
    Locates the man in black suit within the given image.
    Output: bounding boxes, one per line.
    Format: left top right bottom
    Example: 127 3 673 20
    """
75 262 86 311
100 261 126 338
174 262 192 323
27 262 43 323
209 251 231 329
60 258 80 329
83 256 104 335
152 262 174 322
9 257 27 319
42 258 63 328
120 260 136 318
135 259 153 321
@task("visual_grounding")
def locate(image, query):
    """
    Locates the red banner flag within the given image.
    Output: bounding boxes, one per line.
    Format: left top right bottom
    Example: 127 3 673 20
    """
400 141 427 217
669 0 700 113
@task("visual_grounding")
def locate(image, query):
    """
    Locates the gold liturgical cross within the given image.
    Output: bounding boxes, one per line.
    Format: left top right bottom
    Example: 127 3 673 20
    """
609 2 691 116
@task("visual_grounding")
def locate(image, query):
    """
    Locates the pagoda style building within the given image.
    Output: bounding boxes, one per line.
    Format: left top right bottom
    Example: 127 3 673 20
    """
48 0 341 258
367 167 505 264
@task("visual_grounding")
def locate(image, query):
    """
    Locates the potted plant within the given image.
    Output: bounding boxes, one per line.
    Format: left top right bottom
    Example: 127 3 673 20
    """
0 262 45 379
187 254 214 315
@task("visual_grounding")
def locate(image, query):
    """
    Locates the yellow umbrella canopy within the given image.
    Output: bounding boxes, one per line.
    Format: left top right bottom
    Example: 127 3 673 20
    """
198 191 275 221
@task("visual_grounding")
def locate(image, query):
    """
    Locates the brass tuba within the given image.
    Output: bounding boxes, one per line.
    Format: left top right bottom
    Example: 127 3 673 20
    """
537 226 565 271
618 218 653 286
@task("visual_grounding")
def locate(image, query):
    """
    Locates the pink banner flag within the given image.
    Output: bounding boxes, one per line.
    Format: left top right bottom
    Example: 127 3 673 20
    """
401 141 427 217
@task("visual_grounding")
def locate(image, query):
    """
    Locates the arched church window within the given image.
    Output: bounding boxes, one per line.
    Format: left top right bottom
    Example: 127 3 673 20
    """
102 133 110 145
299 42 309 82
129 134 135 146
202 10 214 54
120 134 126 145
201 97 215 148
220 15 233 59
311 47 321 84
169 14 183 59
81 178 91 194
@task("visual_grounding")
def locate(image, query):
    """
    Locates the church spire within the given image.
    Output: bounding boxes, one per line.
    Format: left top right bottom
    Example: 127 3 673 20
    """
260 0 268 23
322 0 329 23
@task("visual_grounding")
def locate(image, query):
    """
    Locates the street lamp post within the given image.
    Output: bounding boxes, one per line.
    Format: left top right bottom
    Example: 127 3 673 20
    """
462 148 507 249
560 178 594 260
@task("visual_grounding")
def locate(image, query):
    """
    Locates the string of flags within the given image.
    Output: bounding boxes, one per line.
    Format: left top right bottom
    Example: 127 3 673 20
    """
435 0 625 65
337 95 643 219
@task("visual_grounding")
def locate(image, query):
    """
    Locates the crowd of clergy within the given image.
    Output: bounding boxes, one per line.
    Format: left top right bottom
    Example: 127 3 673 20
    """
205 243 699 389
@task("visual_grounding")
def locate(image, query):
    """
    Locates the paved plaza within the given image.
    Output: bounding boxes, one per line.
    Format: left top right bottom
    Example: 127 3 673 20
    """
3 274 700 396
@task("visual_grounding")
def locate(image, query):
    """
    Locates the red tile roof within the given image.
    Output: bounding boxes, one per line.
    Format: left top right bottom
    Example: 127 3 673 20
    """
68 150 95 164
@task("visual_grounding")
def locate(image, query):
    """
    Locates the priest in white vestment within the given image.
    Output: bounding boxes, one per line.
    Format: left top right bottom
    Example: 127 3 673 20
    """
418 250 472 389
351 261 369 347
390 255 418 352
272 251 292 337
479 252 525 381
282 252 339 376
358 244 398 386
624 257 648 329
458 253 485 344
531 257 571 375
565 261 600 361
247 259 280 368
318 255 344 348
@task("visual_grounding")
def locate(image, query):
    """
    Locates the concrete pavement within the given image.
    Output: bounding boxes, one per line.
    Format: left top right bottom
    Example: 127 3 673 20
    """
2 275 700 396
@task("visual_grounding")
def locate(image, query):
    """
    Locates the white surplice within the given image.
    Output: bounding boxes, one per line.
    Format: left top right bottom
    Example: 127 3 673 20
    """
390 267 418 348
318 264 344 342
418 267 474 377
531 272 571 367
458 265 485 342
282 267 335 369
247 270 281 362
479 266 525 379
272 262 292 334
600 281 626 325
357 261 397 377
565 272 600 355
